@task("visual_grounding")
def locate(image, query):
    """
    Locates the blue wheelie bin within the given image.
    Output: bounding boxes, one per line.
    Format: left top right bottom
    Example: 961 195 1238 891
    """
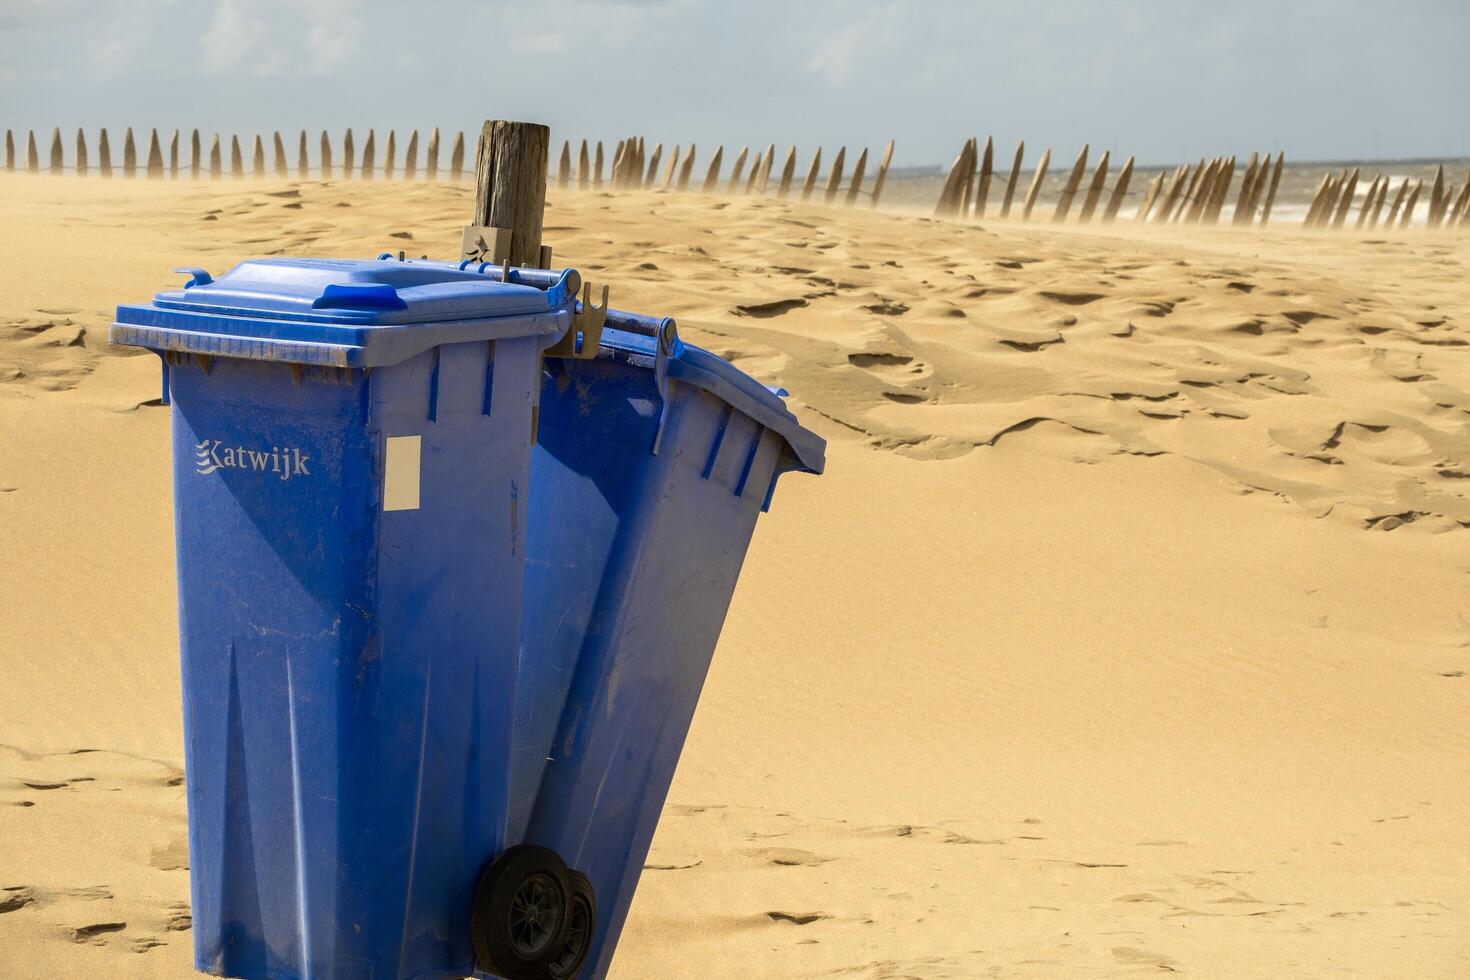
511 311 825 979
110 257 576 980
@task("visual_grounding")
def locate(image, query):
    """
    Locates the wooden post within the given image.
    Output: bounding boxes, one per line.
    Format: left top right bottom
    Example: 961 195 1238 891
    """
870 140 895 209
148 129 164 178
168 129 179 178
1366 175 1391 228
1135 172 1163 222
1354 174 1381 229
742 146 763 195
1398 180 1422 228
343 129 355 179
777 146 797 198
1021 148 1051 220
99 129 112 177
468 120 549 267
958 138 977 215
593 141 604 189
1303 172 1333 227
361 130 375 179
724 146 749 193
123 128 137 177
251 134 264 178
1102 155 1134 223
1330 167 1359 227
755 144 775 196
643 143 661 189
1447 177 1470 228
823 146 846 205
1151 165 1186 222
450 132 466 182
801 148 822 201
557 140 572 188
1077 149 1110 222
230 135 243 178
3 130 12 172
934 142 970 216
676 144 697 191
1427 164 1446 227
297 131 308 179
273 132 287 176
1383 178 1409 226
701 145 724 193
1231 152 1259 225
320 131 333 179
1185 159 1219 223
576 139 589 188
611 140 626 186
385 131 397 179
1205 156 1235 223
76 129 88 176
47 128 62 175
844 146 868 207
999 141 1024 217
404 131 418 180
971 136 994 218
1051 145 1089 222
427 128 440 181
1170 159 1203 223
656 145 676 190
1258 152 1284 226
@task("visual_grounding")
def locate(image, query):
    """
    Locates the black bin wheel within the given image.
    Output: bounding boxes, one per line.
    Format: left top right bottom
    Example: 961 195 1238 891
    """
545 870 597 980
471 845 573 980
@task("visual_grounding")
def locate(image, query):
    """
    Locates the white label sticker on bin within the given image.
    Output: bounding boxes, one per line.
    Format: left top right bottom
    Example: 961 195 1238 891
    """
383 436 421 512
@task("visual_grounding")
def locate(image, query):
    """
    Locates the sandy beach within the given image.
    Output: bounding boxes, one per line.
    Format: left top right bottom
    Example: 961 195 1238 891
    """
1 175 1467 978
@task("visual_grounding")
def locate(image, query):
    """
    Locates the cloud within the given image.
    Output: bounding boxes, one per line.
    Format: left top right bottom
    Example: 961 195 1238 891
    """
803 2 905 88
199 0 363 77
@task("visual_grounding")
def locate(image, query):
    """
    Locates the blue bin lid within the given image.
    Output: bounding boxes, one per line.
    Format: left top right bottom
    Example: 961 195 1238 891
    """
110 258 572 367
598 324 826 475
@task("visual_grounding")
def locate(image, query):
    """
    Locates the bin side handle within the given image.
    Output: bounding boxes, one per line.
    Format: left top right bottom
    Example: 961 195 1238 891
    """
650 317 679 455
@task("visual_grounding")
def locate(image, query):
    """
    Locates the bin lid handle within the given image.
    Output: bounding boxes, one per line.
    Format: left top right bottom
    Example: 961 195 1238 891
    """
311 282 409 311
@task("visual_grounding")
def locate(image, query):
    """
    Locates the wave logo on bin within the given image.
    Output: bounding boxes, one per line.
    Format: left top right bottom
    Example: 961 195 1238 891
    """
195 438 312 481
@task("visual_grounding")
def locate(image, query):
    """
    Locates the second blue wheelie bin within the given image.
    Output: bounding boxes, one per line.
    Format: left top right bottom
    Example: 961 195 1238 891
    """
508 311 826 979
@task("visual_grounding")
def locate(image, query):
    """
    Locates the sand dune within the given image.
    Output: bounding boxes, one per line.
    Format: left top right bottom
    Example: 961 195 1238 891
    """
1 176 1467 978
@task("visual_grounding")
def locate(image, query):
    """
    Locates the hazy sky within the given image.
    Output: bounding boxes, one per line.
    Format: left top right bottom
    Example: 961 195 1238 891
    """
2 0 1466 167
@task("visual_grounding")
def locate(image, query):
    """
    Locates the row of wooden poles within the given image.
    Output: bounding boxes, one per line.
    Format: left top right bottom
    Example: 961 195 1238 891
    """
552 136 897 206
0 126 899 209
934 137 1290 226
1302 163 1470 230
2 127 469 180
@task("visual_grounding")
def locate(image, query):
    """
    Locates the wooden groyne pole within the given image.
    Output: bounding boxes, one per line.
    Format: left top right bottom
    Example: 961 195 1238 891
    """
1101 155 1134 223
468 119 549 266
1021 148 1051 220
1135 171 1164 222
777 146 797 199
75 129 88 176
870 140 895 208
999 141 1024 217
1258 152 1284 226
451 132 466 182
973 136 994 218
845 146 868 207
426 128 439 181
1330 167 1359 228
800 148 822 201
823 146 846 205
725 146 749 193
1051 145 1089 222
98 129 112 177
1076 149 1109 223
701 145 723 193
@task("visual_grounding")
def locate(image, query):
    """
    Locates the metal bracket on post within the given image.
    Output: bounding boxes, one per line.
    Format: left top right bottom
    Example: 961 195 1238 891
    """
460 225 513 264
545 283 609 359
